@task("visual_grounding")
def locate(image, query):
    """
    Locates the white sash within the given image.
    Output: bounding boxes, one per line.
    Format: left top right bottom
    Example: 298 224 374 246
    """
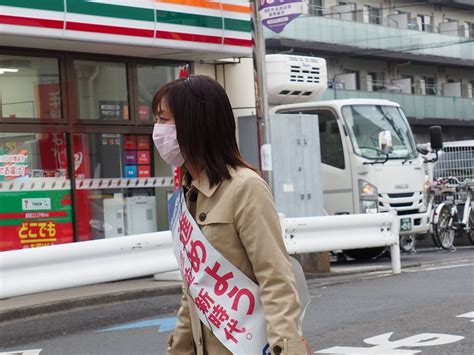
168 189 269 354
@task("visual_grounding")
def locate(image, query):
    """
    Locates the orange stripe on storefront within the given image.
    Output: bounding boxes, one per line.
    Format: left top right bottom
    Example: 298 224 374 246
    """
157 0 251 14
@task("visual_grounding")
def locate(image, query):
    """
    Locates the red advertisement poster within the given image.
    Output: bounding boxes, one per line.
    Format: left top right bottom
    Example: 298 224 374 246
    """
137 136 150 150
36 82 61 119
0 190 74 251
137 150 151 165
124 135 137 150
138 165 151 178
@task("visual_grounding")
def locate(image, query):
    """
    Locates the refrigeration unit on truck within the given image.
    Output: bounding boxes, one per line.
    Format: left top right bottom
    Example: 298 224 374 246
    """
266 54 442 259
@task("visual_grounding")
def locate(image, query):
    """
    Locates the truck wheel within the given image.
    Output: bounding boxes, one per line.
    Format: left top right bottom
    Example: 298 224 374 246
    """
343 247 385 260
400 234 417 253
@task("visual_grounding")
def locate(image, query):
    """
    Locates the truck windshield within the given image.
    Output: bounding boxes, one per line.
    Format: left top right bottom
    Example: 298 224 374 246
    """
341 105 417 160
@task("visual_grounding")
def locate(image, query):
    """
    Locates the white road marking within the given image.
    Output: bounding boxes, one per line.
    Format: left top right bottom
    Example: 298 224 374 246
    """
315 332 464 354
0 350 42 355
456 311 474 322
404 263 474 273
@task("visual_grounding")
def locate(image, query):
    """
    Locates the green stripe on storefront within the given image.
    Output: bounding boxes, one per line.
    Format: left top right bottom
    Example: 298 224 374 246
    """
0 0 64 11
0 217 72 227
156 11 250 32
66 0 155 22
0 190 71 213
66 1 250 32
1 0 251 33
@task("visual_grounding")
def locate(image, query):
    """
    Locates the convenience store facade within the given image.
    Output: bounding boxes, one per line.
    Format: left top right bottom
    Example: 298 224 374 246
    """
0 0 252 251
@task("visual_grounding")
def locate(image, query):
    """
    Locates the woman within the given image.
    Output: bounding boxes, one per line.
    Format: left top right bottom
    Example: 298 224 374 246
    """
152 75 308 355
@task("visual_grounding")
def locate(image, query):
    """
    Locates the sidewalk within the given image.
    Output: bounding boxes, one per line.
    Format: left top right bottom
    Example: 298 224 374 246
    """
2 247 472 323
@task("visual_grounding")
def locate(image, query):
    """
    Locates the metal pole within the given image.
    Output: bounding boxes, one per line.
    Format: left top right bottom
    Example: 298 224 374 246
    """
250 0 273 191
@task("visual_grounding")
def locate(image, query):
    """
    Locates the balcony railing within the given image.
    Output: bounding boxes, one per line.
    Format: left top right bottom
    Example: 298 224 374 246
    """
321 89 474 121
265 15 474 61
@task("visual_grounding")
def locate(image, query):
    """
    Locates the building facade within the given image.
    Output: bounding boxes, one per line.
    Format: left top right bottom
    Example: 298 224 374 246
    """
0 0 253 251
266 0 474 141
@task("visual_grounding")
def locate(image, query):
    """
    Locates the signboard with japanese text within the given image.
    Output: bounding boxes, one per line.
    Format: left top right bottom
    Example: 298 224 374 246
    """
0 189 74 251
168 189 268 353
36 82 62 119
259 0 303 34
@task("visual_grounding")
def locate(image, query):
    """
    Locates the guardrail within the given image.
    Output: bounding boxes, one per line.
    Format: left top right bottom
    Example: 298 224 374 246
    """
281 211 400 274
0 212 400 299
0 231 176 299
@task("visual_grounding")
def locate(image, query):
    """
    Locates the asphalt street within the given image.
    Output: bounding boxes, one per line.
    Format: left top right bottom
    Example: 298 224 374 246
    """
1 248 473 355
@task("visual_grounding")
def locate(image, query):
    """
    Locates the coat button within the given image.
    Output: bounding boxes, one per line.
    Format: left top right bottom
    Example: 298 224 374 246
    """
198 213 206 222
273 345 282 354
189 192 197 202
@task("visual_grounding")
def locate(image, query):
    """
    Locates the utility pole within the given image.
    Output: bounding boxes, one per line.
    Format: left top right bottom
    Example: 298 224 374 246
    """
250 0 273 190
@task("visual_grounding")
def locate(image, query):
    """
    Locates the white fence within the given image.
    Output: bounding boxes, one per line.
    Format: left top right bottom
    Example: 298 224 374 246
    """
0 212 400 299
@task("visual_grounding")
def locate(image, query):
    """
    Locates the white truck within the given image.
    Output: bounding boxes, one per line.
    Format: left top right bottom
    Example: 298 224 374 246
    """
266 54 442 259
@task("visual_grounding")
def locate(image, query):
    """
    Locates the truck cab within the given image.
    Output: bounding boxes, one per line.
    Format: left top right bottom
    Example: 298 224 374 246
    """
271 99 431 242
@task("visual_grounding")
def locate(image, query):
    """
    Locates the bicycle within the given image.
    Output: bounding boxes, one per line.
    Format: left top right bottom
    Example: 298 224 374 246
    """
431 177 473 249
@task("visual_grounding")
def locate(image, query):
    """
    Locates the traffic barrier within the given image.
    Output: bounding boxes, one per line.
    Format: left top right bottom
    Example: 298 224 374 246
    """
0 231 176 299
281 211 401 274
0 212 400 299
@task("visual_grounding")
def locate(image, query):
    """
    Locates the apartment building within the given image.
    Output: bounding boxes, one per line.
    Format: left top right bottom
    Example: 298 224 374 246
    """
266 0 474 140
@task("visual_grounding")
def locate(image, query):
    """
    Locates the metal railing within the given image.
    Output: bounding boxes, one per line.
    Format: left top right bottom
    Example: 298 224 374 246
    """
265 15 474 61
0 212 400 299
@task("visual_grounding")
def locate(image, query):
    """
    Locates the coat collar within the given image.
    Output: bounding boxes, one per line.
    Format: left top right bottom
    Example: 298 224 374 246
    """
183 169 221 198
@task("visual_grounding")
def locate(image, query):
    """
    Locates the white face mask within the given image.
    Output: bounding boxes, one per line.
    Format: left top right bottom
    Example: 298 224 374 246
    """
152 124 185 167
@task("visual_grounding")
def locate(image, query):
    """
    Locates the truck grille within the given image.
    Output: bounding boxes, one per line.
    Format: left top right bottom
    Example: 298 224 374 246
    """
378 192 423 214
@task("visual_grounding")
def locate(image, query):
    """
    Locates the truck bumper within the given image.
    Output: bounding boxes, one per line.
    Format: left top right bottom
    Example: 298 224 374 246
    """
398 211 431 235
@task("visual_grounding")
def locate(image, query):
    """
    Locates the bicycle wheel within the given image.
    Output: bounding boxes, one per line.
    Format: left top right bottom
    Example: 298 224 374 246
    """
433 204 455 250
468 210 474 245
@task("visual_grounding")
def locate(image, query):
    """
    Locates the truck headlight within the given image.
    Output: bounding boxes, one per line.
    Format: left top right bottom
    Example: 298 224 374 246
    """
423 175 430 194
359 179 378 214
420 175 430 213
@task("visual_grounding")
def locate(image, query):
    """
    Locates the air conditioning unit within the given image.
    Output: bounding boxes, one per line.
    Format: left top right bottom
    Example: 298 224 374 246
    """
415 79 426 96
356 8 368 23
443 82 462 97
266 54 328 105
440 21 463 37
461 82 473 98
387 13 409 29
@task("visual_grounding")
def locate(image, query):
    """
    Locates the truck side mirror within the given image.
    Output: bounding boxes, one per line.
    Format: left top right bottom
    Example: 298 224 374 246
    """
430 126 443 151
378 130 392 154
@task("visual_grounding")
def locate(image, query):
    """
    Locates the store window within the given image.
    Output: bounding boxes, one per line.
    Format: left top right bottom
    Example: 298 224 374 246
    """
72 133 173 241
74 60 129 120
0 132 74 251
137 64 180 121
0 55 62 120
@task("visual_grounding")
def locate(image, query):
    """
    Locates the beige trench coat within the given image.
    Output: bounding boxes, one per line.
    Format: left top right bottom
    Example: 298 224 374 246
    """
167 167 308 355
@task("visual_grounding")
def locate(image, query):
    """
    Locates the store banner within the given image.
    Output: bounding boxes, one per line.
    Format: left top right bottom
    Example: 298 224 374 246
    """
0 189 74 251
0 140 30 181
259 0 303 34
36 82 61 119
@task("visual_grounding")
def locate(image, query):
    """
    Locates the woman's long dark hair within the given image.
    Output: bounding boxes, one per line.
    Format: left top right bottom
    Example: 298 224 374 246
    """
152 75 254 187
